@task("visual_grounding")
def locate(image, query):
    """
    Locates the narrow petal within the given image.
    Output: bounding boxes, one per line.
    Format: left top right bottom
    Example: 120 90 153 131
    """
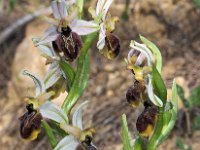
97 23 106 50
51 0 62 19
43 26 58 40
23 70 45 97
44 62 62 89
127 49 134 62
58 0 68 19
51 0 68 19
35 33 59 46
102 0 113 20
71 20 99 35
54 135 78 150
130 41 153 66
34 26 58 47
96 0 105 16
72 101 89 129
40 101 68 123
135 52 146 66
33 38 57 58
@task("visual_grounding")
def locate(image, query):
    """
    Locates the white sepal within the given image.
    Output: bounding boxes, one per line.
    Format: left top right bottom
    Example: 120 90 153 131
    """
97 23 106 50
146 77 163 107
54 135 78 150
71 20 99 35
51 0 68 19
44 62 62 89
72 101 89 130
40 101 68 124
23 70 45 97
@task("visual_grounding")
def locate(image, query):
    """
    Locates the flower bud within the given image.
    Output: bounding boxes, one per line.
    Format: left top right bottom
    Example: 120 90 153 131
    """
19 104 42 141
52 26 82 61
136 106 158 137
126 81 145 107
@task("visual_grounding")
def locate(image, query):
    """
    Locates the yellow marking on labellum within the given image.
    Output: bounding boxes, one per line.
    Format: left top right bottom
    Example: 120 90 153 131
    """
130 101 140 108
139 124 153 137
25 128 41 141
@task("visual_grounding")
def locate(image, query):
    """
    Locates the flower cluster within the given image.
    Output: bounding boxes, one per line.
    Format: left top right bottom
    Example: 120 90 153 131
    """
19 0 119 149
125 38 161 137
122 36 178 150
18 0 177 149
89 0 120 59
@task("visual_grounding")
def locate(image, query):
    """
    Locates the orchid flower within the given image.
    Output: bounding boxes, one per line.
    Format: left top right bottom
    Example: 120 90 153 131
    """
19 70 54 141
89 0 120 59
35 0 99 61
127 41 163 107
40 101 97 149
36 0 99 46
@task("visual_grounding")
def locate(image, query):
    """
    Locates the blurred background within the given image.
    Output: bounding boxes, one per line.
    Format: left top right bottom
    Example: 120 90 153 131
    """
0 0 200 149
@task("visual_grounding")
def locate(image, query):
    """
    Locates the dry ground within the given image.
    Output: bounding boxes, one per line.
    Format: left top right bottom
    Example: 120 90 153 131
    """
0 0 200 149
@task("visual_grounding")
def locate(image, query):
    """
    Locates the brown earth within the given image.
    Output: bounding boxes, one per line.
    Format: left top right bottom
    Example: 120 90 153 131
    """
0 0 200 149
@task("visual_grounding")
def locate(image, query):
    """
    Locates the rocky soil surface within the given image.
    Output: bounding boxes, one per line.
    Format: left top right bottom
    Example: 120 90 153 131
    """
0 0 200 149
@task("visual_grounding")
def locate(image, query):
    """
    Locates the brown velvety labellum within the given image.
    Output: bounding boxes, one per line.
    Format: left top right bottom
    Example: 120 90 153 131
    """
19 110 42 139
106 33 120 59
126 81 145 106
136 106 158 133
52 26 82 62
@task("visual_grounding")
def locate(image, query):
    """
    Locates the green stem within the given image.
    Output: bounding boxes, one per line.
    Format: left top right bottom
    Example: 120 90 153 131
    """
122 0 130 20
134 137 143 150
41 120 57 148
147 107 164 150
62 32 98 115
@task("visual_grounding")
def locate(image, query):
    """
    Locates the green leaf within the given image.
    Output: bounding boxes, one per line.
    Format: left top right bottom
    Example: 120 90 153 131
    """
177 84 190 108
62 32 97 115
176 138 185 150
59 59 75 90
189 86 200 107
62 51 90 115
133 137 143 150
193 115 200 131
176 138 192 150
193 0 200 8
156 80 178 146
152 66 167 103
147 107 164 150
41 120 57 148
140 35 162 73
51 121 67 137
122 114 132 150
121 0 130 21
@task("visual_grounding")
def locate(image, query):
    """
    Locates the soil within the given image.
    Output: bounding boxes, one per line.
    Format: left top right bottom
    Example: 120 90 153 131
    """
0 0 200 150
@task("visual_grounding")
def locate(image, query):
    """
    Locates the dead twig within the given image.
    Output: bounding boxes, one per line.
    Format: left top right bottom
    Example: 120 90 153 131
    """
0 7 51 45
